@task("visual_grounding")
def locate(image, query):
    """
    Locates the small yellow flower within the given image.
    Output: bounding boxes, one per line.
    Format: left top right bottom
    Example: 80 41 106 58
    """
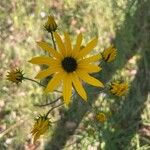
96 112 107 123
6 69 24 84
110 81 129 96
31 115 50 143
102 45 117 62
29 32 104 105
44 16 57 32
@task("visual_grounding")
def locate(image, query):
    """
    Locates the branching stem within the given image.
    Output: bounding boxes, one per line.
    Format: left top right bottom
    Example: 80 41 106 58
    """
23 77 61 93
23 77 46 87
50 31 56 50
46 103 64 117
34 96 62 107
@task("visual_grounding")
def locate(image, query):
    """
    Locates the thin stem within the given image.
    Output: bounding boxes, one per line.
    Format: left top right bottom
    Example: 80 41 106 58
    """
46 103 64 118
98 60 103 66
50 31 56 50
23 77 46 87
87 87 106 94
34 96 62 107
54 90 62 93
23 77 62 93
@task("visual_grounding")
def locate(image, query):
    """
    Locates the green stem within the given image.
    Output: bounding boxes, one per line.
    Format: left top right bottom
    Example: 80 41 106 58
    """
50 31 56 50
23 77 62 93
23 77 46 87
98 60 104 66
34 96 62 107
46 103 64 118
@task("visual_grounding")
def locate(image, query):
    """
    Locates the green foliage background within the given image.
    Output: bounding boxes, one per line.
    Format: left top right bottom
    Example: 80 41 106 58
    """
0 0 149 149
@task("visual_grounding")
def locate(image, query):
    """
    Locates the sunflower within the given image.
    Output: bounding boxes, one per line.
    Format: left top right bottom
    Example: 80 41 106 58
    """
110 81 129 96
102 45 117 62
29 32 104 105
96 112 107 123
6 69 24 84
44 15 57 32
31 115 50 143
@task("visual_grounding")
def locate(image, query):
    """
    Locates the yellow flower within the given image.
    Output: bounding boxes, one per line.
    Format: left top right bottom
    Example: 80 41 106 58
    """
110 81 129 96
6 69 24 84
44 16 57 32
31 115 50 143
96 112 107 123
29 32 104 105
102 45 117 62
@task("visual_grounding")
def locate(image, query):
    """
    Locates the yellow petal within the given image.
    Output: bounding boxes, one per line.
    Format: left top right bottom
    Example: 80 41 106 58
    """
62 74 72 106
78 64 102 73
76 38 98 58
77 70 104 87
79 54 102 64
41 123 49 133
42 120 49 128
37 41 62 59
102 46 117 62
64 32 72 56
31 128 37 134
33 132 41 143
72 33 82 57
71 72 87 100
35 67 61 79
53 32 66 56
28 56 59 66
45 72 62 93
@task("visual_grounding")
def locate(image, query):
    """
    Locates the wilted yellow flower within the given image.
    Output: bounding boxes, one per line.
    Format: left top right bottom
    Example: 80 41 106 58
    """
6 69 24 84
44 16 57 32
31 115 50 143
102 45 117 62
29 32 103 105
110 81 129 96
96 112 107 123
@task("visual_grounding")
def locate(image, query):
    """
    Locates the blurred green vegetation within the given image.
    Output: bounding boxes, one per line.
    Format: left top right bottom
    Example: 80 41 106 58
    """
0 0 149 150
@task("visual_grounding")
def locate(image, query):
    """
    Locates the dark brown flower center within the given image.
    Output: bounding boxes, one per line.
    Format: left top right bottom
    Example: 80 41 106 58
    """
61 57 77 73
